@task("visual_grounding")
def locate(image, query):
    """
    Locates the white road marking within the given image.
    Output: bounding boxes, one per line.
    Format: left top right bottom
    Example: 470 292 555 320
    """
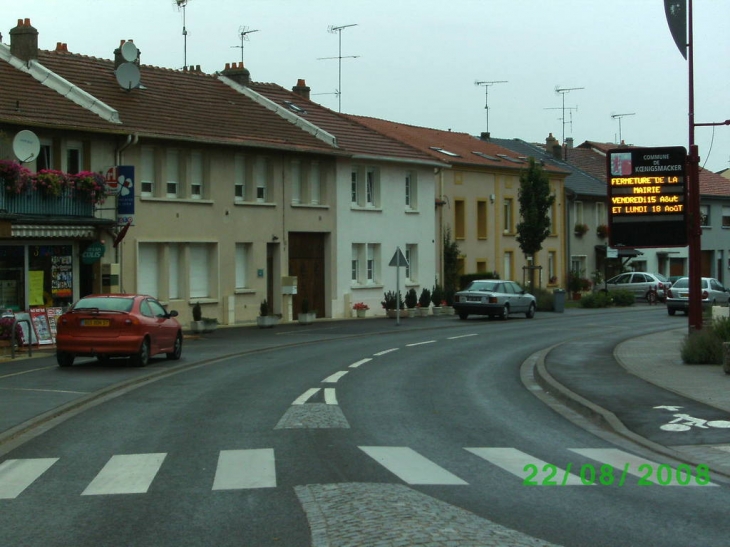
359 446 467 485
466 447 585 485
0 387 89 395
0 458 58 499
374 348 399 356
349 358 372 368
324 388 338 405
569 448 717 486
212 449 276 490
322 371 348 383
82 453 166 495
292 388 320 405
447 334 478 340
0 366 56 379
406 340 436 347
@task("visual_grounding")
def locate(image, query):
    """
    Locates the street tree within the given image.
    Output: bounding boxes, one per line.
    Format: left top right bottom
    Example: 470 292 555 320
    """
516 157 555 291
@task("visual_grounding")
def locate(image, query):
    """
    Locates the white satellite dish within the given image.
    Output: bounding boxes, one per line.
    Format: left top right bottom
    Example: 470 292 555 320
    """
12 130 41 163
115 62 141 90
120 41 139 62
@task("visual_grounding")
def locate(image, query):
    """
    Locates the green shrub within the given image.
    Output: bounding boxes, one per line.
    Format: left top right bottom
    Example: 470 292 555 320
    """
532 288 555 312
579 291 613 308
681 318 730 365
711 316 730 341
609 289 635 307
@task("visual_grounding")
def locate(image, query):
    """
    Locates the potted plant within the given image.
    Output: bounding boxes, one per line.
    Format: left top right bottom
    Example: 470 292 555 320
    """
431 284 444 315
596 224 609 239
0 315 23 354
405 288 418 317
381 290 406 318
0 160 31 195
567 271 584 300
353 301 369 318
33 169 69 198
257 299 279 328
418 288 431 316
190 301 205 333
72 171 107 205
298 298 316 325
574 223 589 237
442 289 455 315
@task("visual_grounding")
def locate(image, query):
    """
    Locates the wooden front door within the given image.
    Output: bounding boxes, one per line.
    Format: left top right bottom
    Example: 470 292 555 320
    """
288 233 326 316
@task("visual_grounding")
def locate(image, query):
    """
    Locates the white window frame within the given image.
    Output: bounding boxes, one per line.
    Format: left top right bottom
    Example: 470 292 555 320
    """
190 151 203 200
189 244 211 298
351 169 358 204
166 149 179 198
405 244 417 282
138 243 159 298
595 201 606 226
366 168 375 206
503 198 513 233
290 160 301 204
141 147 155 197
235 243 251 289
310 161 321 205
574 201 584 225
256 157 269 203
234 155 246 202
168 244 181 300
367 244 375 282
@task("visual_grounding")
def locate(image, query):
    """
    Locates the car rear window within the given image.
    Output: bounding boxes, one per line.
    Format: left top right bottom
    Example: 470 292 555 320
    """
467 281 499 292
672 278 688 289
73 297 134 312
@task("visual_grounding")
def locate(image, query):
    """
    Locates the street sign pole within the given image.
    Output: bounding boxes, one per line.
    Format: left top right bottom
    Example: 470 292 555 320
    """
389 246 409 327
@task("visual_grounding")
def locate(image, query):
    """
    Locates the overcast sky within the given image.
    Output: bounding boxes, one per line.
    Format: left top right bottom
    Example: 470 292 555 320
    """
9 1 730 173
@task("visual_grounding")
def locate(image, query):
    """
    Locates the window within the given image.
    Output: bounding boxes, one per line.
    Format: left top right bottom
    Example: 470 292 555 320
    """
476 260 487 273
367 245 375 282
596 202 606 226
234 155 246 202
190 151 203 199
477 200 487 239
138 243 160 298
503 198 513 233
351 170 358 204
574 201 584 225
310 161 321 205
66 141 82 174
168 244 181 300
37 140 52 171
571 255 586 276
189 244 211 298
256 158 269 202
141 147 155 197
723 207 730 228
700 205 710 227
366 169 375 206
405 244 417 282
405 171 417 209
290 160 301 204
455 200 465 239
235 243 251 289
166 149 179 198
548 251 557 283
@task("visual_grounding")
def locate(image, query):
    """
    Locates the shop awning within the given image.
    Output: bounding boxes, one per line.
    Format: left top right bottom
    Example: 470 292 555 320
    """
594 244 644 257
11 224 98 238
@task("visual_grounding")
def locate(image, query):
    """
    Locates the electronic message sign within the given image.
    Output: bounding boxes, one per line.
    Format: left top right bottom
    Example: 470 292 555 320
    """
606 146 687 248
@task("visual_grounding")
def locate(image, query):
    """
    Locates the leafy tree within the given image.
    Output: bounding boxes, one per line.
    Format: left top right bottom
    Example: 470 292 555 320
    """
443 226 460 300
516 158 555 291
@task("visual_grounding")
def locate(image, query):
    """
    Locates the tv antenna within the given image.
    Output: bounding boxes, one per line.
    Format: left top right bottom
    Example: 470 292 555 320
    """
174 0 192 68
544 105 578 136
317 24 359 112
474 80 507 135
231 26 259 66
554 85 584 158
611 112 635 143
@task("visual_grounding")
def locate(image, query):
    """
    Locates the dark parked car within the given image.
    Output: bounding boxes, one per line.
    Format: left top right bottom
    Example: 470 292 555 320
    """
604 272 672 301
453 280 536 320
666 277 730 315
55 294 183 367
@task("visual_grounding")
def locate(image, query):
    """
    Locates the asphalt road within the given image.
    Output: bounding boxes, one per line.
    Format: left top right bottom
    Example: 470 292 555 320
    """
1 309 730 546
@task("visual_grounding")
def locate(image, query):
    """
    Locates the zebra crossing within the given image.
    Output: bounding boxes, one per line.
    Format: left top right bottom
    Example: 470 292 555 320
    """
0 446 716 500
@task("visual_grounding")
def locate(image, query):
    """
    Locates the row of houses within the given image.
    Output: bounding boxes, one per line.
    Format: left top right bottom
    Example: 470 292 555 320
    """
1 19 728 325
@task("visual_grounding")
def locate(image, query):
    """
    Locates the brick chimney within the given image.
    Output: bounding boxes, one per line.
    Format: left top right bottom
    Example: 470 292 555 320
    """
221 61 250 86
565 137 574 149
10 18 38 62
113 39 141 69
545 133 561 159
292 79 311 100
479 132 490 141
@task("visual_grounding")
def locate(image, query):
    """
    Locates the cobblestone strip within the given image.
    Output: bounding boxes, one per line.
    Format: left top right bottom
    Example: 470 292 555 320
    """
295 482 563 547
274 403 350 429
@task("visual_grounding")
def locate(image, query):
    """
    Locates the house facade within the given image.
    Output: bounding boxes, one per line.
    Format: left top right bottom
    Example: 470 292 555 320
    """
0 19 440 323
351 118 569 291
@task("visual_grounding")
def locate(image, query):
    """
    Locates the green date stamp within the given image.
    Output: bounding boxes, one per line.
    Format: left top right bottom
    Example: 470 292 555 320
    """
523 462 711 486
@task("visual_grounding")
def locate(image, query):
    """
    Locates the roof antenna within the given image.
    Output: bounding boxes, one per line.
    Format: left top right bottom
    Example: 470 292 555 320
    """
611 112 635 144
174 0 192 68
554 85 584 159
474 80 507 135
317 24 359 113
231 26 259 66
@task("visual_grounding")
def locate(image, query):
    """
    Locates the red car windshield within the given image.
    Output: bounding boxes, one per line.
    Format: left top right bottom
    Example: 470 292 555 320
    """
73 297 134 313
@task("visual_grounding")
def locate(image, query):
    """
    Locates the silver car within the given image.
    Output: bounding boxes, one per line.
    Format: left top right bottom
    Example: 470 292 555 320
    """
666 277 730 315
453 280 536 320
604 272 672 301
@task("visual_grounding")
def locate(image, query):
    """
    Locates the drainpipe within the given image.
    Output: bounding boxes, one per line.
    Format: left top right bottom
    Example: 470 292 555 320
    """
115 133 138 165
566 188 575 284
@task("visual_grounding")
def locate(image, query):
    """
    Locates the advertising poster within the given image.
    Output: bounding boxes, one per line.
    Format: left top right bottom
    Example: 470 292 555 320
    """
46 307 63 340
51 255 72 298
29 271 44 306
29 308 54 345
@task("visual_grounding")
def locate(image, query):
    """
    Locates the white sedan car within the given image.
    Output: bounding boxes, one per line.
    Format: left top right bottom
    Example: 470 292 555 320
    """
666 277 730 315
453 280 536 320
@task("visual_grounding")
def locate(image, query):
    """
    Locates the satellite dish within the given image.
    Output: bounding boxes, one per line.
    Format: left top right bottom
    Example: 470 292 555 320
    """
115 62 141 90
120 41 139 62
12 130 41 163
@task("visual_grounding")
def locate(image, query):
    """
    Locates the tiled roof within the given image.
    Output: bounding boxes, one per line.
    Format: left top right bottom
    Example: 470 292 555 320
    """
491 138 606 198
568 141 730 197
247 83 439 164
1 45 338 154
348 116 569 175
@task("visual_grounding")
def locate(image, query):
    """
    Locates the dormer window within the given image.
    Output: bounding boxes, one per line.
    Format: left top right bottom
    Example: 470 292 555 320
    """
284 100 306 114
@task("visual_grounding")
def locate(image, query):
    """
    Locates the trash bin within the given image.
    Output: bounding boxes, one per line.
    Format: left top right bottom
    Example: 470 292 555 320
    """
553 289 566 313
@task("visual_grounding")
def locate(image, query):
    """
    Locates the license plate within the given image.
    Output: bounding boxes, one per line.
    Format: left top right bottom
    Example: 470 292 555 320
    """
679 293 688 298
81 319 110 327
467 296 482 302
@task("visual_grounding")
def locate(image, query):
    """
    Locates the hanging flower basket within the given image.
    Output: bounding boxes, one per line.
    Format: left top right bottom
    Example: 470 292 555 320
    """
72 171 107 204
33 170 70 198
0 160 32 195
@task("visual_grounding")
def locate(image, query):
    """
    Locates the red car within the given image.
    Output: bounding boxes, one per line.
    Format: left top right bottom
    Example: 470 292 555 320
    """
55 294 183 367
